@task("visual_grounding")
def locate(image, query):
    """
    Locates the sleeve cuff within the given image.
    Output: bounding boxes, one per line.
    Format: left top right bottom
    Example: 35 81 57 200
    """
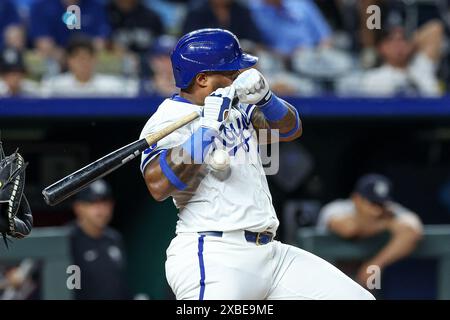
140 149 166 174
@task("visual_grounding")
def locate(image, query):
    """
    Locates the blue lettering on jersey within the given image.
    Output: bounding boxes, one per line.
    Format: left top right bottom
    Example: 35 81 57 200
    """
218 107 254 156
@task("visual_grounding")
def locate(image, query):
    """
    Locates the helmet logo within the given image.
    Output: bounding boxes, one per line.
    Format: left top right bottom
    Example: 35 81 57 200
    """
374 181 388 197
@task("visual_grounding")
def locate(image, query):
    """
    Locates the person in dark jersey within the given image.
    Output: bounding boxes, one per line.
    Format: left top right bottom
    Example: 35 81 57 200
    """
69 179 131 300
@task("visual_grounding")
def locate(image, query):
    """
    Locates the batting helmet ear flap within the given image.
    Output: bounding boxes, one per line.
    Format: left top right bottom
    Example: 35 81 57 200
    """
171 28 258 89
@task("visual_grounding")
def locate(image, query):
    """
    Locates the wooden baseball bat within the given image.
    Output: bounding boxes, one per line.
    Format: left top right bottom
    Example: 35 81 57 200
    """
42 111 200 206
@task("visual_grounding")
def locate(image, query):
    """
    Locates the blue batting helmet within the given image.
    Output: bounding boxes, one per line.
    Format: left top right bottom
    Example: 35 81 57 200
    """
171 28 258 89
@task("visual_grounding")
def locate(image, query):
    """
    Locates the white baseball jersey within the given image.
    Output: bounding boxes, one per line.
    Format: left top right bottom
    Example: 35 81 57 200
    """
142 96 374 301
316 199 423 232
140 95 279 235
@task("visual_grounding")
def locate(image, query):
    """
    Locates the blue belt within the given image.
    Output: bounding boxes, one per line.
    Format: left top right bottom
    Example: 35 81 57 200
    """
198 230 274 245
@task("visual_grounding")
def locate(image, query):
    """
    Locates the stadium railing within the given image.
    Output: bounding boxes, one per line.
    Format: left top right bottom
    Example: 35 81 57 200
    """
297 225 450 299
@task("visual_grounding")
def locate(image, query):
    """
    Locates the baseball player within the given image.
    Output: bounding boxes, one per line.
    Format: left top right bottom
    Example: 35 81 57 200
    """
140 28 374 300
317 174 423 287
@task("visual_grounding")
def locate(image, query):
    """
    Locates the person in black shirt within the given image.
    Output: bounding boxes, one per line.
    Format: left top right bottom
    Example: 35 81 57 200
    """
69 179 131 300
107 0 164 54
182 0 262 45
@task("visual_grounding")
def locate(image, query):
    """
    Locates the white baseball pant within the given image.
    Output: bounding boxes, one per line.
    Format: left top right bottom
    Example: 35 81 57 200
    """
165 231 375 300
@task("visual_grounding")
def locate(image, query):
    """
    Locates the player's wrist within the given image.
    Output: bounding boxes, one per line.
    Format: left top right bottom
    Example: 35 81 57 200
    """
257 93 288 122
255 90 273 107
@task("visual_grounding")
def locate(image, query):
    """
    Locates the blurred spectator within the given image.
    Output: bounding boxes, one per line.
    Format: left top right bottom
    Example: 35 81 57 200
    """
0 0 22 49
3 25 26 52
291 46 353 90
140 35 177 96
315 0 345 31
0 48 39 97
358 0 385 68
343 22 444 97
244 44 321 96
14 0 36 19
248 0 332 56
317 174 423 288
267 70 320 96
41 37 137 97
145 0 187 33
0 259 39 300
29 0 111 73
357 0 445 69
69 179 131 300
107 0 164 54
314 0 355 51
182 0 262 45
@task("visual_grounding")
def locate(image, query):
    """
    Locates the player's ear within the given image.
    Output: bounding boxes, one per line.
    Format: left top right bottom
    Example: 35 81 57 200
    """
195 73 209 88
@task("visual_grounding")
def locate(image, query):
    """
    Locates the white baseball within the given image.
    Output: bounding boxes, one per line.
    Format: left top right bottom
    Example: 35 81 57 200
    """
209 149 230 171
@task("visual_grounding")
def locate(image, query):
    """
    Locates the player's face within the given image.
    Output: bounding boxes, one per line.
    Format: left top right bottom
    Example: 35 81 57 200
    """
74 200 114 230
353 194 384 219
204 70 241 92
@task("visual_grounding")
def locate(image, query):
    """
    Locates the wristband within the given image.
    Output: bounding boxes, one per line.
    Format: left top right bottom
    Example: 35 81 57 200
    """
159 149 187 191
257 93 288 121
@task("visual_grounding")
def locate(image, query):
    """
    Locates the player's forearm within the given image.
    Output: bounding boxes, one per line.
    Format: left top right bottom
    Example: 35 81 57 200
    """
144 127 218 201
252 99 302 142
163 147 204 189
144 148 203 201
368 227 422 269
265 101 302 140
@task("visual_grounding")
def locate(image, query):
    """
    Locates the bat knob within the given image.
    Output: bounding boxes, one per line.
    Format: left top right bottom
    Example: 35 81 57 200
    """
42 188 54 206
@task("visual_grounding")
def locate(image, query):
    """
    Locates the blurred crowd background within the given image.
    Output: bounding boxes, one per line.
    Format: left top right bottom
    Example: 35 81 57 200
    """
0 0 449 98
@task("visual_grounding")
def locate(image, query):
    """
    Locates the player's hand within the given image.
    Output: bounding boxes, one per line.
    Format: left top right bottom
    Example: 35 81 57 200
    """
201 86 236 132
233 69 272 106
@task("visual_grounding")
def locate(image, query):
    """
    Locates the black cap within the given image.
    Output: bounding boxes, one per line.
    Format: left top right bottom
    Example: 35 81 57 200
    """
373 5 407 47
75 179 112 202
0 48 26 74
354 174 392 205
